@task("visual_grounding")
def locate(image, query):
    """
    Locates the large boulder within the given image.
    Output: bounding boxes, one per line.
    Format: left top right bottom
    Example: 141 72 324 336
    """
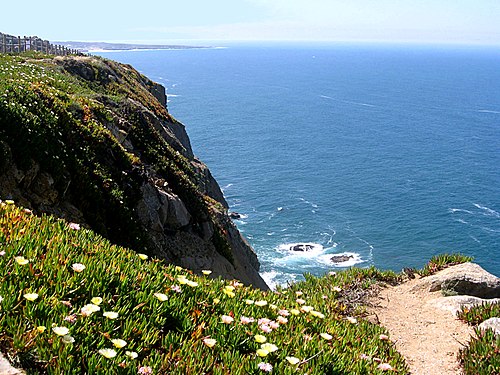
430 295 500 316
478 317 500 335
412 263 500 298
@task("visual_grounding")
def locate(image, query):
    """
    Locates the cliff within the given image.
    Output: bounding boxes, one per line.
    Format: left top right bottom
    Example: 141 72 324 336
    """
0 53 267 289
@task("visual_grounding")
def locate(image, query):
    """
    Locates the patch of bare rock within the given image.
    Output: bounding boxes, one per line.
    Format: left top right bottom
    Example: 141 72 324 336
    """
369 263 500 375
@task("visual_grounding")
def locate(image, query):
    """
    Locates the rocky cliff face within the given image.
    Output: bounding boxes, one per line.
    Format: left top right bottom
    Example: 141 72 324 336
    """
0 54 268 289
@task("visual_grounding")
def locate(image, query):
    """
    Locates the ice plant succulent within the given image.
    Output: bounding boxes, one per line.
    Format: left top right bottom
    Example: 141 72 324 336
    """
71 263 85 272
23 293 39 301
98 348 117 359
153 293 168 302
203 338 216 348
52 327 69 336
286 356 301 365
111 339 127 348
103 311 119 319
14 256 29 265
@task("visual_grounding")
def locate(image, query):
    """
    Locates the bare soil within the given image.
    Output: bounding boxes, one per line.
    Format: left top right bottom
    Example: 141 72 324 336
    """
369 275 473 375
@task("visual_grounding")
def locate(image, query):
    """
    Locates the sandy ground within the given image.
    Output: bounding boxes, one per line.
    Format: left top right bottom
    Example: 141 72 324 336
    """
369 276 474 375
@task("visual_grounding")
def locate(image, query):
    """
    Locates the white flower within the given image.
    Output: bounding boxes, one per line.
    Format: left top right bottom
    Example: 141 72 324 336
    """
14 256 29 265
221 315 234 324
153 293 168 302
71 263 85 272
320 333 333 340
23 293 39 301
260 343 278 353
138 253 148 260
98 348 117 358
103 311 119 319
81 304 100 316
203 338 216 348
52 326 69 336
346 316 358 324
125 351 138 359
62 335 75 344
111 339 127 348
202 270 212 275
286 356 300 365
255 300 267 307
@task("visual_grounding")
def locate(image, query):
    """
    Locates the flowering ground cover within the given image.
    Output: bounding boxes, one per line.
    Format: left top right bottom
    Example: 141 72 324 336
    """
0 201 408 374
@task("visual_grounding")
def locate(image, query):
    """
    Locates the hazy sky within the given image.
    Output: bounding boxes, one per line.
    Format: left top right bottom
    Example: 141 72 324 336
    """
3 0 500 45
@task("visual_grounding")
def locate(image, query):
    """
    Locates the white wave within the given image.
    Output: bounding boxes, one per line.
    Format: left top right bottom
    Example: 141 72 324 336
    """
320 94 376 108
449 208 474 215
473 203 500 218
167 94 180 98
477 109 500 114
469 235 481 244
260 270 279 290
277 207 283 211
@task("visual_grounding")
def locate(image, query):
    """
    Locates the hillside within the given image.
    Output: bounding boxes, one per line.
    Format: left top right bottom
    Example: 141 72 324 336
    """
0 52 266 289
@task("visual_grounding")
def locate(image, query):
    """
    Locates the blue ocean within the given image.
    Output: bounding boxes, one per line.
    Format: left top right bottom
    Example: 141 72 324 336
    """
97 43 500 287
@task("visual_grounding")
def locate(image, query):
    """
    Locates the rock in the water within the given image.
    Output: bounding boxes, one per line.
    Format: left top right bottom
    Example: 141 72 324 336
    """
229 212 242 220
430 295 500 316
290 244 315 252
478 317 500 335
331 254 354 263
411 263 500 298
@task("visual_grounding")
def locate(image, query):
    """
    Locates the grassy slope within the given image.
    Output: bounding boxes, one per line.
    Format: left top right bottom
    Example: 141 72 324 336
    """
0 52 230 262
0 201 408 374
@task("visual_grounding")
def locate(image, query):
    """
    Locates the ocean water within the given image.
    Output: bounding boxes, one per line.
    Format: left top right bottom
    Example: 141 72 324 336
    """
97 43 500 287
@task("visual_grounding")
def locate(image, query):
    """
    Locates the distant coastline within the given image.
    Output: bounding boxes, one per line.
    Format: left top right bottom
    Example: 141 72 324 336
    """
53 41 212 52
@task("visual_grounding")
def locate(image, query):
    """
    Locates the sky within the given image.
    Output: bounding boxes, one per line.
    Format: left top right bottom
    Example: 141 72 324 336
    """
2 0 500 45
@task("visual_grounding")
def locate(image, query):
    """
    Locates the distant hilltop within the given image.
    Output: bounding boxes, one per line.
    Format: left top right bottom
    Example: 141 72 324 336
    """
54 41 211 52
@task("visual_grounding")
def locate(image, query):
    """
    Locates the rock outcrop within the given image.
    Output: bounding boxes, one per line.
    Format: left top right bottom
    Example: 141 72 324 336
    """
478 317 500 335
0 55 268 289
411 263 500 298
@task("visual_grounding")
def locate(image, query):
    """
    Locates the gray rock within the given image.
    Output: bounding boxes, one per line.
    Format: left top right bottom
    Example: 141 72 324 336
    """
478 317 500 335
430 295 500 316
290 244 315 252
331 254 354 263
412 263 500 298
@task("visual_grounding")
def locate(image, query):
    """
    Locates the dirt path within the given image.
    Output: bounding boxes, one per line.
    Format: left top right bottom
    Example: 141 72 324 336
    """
370 275 473 375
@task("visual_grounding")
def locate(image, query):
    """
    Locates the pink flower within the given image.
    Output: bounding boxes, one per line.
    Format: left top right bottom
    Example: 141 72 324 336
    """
257 362 273 372
258 318 271 326
277 316 288 324
240 316 255 325
259 324 272 333
171 285 182 293
278 309 289 316
68 222 80 230
360 353 371 360
269 321 279 330
377 363 393 371
379 334 389 341
221 315 234 324
64 314 77 324
138 366 153 374
296 298 306 305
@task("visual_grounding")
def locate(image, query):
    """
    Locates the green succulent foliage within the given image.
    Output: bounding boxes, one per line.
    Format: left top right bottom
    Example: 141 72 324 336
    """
0 202 409 374
0 53 232 260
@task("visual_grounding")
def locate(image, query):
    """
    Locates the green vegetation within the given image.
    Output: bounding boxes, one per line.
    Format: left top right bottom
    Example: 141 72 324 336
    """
418 253 474 276
457 302 500 374
1 201 408 374
0 53 232 261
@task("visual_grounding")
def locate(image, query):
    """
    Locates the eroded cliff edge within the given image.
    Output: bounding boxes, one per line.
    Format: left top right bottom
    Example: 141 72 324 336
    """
0 53 268 289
